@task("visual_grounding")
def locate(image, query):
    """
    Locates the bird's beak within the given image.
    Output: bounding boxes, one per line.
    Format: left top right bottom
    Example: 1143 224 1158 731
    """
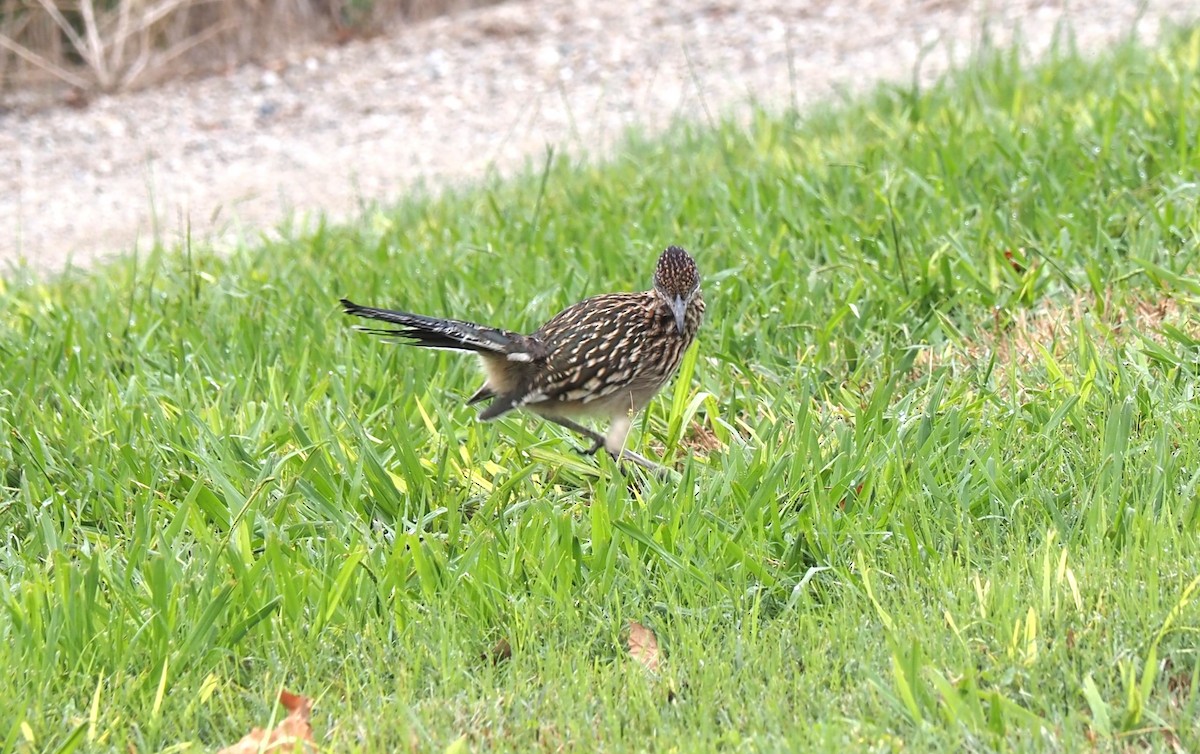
671 295 688 334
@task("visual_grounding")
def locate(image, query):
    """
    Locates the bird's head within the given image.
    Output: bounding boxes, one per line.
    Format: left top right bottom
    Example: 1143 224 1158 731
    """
652 245 701 334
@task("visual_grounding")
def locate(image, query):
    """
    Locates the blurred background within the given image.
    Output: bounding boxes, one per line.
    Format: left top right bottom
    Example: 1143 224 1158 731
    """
2 1 1196 272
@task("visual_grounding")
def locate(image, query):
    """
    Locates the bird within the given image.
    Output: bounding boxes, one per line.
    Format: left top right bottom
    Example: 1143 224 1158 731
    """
340 245 705 473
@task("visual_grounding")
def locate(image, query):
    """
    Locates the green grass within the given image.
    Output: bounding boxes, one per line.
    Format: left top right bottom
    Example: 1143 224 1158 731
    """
3 25 1200 753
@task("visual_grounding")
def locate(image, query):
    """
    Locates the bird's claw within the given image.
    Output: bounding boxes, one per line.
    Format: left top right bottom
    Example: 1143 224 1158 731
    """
575 438 604 457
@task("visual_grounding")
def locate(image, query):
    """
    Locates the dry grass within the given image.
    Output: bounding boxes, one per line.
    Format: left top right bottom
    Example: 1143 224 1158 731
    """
915 292 1197 376
0 0 500 96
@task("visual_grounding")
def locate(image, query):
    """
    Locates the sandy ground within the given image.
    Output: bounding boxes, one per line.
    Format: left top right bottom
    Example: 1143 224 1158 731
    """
1 0 1196 274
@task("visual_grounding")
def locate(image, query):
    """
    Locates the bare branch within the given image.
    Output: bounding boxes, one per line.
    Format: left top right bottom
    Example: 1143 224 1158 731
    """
78 0 113 88
30 0 92 68
0 32 92 89
124 16 236 87
111 0 135 78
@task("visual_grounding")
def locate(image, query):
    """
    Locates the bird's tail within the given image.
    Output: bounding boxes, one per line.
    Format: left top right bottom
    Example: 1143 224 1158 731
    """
340 298 523 354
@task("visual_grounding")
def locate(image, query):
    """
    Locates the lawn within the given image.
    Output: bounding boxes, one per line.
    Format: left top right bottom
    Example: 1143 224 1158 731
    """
2 25 1200 753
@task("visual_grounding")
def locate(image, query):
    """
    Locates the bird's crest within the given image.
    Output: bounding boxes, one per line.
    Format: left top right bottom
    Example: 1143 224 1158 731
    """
653 246 700 300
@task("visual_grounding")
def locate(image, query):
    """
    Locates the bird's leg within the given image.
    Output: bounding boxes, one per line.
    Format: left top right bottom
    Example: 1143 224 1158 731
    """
543 415 668 476
544 415 606 455
604 415 670 477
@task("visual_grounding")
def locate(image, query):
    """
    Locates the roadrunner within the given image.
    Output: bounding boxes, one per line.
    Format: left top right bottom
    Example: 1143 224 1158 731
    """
341 246 704 472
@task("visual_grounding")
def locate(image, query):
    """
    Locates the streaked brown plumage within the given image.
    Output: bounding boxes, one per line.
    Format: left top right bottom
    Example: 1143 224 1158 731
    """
341 245 704 472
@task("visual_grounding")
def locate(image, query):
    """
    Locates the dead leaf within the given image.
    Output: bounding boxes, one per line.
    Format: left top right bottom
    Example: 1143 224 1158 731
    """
627 621 660 672
1162 728 1185 754
218 689 316 754
682 425 724 454
837 482 865 510
1164 656 1192 708
1003 248 1028 274
484 637 512 664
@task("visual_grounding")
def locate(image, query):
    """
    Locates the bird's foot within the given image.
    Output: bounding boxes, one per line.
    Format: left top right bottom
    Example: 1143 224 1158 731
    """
575 437 605 457
544 415 670 478
610 448 671 479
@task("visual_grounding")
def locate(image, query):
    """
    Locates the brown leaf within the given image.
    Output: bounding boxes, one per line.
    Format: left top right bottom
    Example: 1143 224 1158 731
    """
1162 728 1185 754
1165 656 1192 708
1003 248 1027 274
484 637 512 664
627 621 660 672
218 689 317 754
682 425 724 454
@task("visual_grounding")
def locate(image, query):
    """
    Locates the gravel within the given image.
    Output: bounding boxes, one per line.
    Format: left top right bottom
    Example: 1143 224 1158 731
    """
1 0 1196 274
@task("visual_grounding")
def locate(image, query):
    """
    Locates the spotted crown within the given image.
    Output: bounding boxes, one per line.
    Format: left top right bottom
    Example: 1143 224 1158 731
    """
653 245 700 299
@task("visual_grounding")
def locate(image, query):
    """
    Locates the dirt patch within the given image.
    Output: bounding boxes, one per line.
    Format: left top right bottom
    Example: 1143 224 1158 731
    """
915 292 1198 375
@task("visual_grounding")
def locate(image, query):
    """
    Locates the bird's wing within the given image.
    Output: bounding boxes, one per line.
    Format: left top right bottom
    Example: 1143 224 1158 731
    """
521 293 659 405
